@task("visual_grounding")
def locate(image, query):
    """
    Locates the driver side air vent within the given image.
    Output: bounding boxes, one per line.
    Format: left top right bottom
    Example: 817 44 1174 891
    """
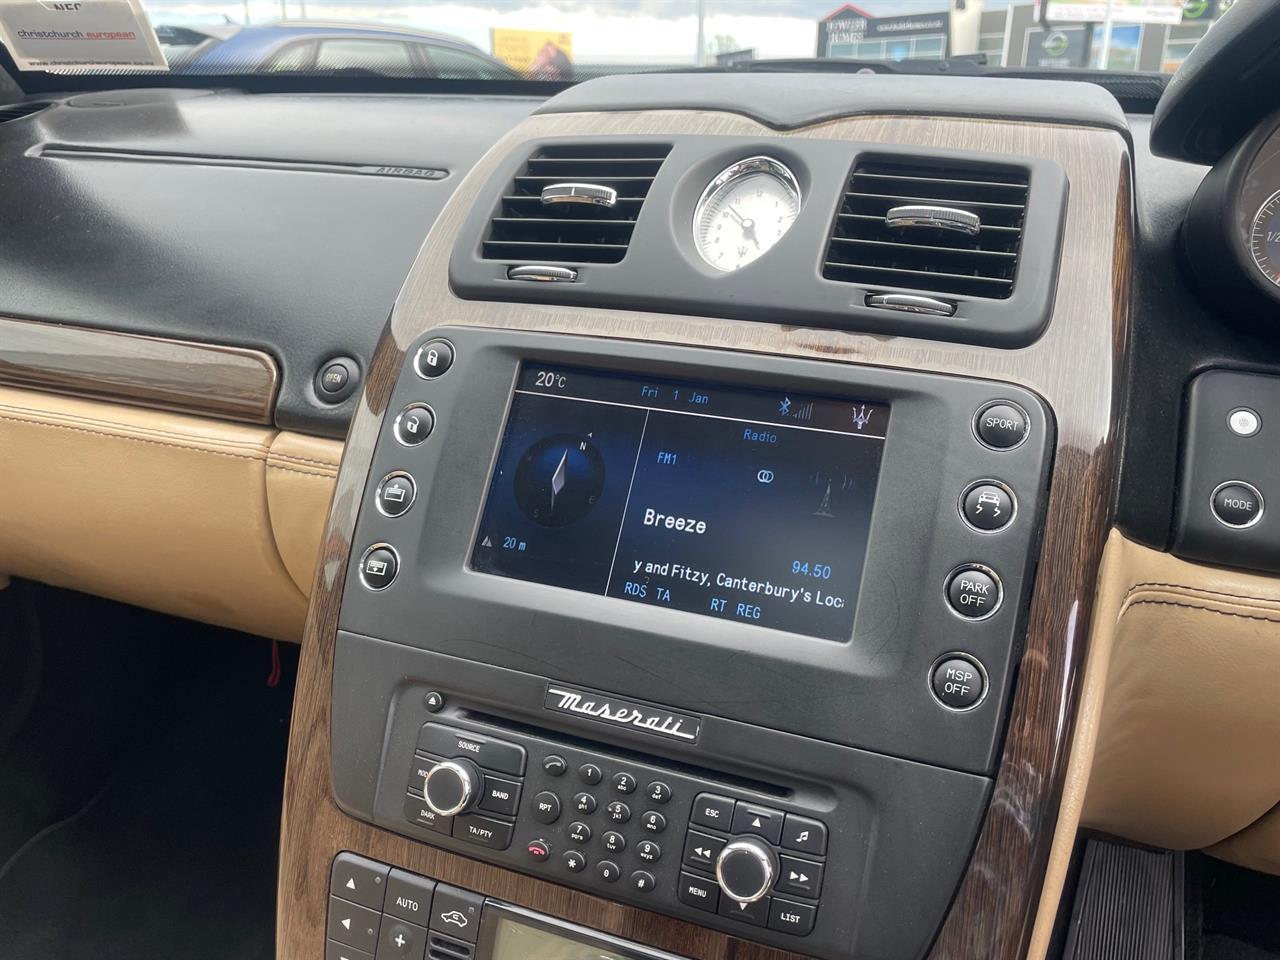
482 143 671 265
823 160 1029 300
0 101 52 124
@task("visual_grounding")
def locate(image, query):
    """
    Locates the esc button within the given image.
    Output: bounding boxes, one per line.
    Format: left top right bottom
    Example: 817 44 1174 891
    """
690 793 735 830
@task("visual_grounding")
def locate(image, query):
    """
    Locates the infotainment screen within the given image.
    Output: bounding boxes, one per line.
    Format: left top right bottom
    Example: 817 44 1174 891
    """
470 364 888 641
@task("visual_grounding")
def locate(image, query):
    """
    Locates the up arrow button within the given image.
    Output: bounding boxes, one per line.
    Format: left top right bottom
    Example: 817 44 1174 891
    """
731 803 783 844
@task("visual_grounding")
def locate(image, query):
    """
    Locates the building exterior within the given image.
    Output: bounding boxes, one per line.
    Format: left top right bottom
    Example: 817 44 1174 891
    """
817 0 1233 73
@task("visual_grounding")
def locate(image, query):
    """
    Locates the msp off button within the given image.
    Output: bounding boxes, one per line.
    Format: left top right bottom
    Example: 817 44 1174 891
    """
931 656 987 711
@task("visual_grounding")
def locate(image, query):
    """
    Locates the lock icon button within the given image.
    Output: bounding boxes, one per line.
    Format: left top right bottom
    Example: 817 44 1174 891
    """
414 339 454 380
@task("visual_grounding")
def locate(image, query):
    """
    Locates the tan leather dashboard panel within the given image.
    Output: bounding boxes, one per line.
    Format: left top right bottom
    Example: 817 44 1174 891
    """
1082 535 1280 854
0 385 340 642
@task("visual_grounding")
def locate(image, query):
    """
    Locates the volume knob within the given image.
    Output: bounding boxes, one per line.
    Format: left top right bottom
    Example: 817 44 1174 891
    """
423 759 482 817
715 837 778 904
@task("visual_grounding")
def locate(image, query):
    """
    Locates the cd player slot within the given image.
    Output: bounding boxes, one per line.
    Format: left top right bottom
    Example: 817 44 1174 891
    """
459 708 791 800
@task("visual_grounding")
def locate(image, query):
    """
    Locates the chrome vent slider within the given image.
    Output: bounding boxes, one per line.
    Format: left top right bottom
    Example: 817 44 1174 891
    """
481 142 671 266
823 158 1029 300
540 182 618 208
885 204 981 236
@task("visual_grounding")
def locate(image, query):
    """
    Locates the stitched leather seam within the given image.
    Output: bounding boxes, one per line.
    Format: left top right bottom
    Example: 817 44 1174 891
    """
1124 580 1280 607
268 453 341 469
1125 598 1280 624
0 404 267 453
0 401 269 450
0 414 268 462
266 464 337 479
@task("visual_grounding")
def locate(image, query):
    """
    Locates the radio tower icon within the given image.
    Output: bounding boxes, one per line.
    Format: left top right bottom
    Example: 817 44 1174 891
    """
850 404 873 431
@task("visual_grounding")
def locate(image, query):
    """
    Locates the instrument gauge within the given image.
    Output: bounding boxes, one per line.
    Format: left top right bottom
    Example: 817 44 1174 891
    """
693 157 800 272
1249 189 1280 287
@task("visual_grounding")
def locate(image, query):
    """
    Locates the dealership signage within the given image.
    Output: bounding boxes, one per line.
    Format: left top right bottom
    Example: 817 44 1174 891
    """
818 4 950 57
1042 0 1184 24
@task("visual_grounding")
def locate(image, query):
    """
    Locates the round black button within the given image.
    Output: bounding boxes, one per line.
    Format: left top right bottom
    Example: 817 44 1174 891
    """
359 545 398 591
315 357 359 403
630 870 656 893
646 781 672 804
393 404 434 446
563 850 587 873
975 401 1029 450
572 792 597 815
946 566 1002 620
1212 482 1264 528
578 763 603 785
525 839 551 862
318 361 349 395
612 772 637 794
636 839 662 863
375 472 416 518
542 755 567 777
596 860 620 883
532 791 561 824
931 656 987 710
603 831 626 853
606 801 631 824
961 481 1015 532
414 340 454 380
568 821 592 844
640 811 667 833
424 691 444 713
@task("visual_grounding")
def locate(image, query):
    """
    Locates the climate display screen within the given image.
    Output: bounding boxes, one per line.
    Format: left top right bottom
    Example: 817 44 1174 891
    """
470 364 889 641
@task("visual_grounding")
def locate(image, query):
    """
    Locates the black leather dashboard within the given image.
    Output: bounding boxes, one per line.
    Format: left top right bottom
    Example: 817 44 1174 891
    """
0 88 540 436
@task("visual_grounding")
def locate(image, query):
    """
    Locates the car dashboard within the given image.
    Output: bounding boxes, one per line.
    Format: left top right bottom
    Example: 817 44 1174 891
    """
3 11 1280 960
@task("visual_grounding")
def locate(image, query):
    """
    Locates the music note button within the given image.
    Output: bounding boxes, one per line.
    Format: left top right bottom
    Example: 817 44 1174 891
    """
780 813 827 856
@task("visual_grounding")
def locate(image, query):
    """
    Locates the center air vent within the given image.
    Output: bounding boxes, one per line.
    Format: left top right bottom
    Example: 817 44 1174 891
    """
482 143 671 265
823 160 1029 300
0 101 52 124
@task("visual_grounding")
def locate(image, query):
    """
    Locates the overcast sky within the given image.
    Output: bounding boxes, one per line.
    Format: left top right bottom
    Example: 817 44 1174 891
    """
140 0 995 61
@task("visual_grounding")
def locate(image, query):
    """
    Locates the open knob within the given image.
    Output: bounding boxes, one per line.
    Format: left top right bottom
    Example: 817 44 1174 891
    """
423 758 482 817
715 837 778 904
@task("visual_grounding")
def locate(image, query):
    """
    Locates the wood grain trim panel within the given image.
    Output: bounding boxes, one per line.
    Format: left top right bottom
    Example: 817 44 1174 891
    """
0 316 279 424
281 110 1132 960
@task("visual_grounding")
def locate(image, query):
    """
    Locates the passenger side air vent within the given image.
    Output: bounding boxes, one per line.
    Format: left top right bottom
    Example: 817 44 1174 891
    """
482 143 671 266
0 101 52 124
824 159 1029 300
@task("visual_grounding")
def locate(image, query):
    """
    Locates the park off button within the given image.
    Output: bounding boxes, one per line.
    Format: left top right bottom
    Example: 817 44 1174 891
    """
946 566 1002 620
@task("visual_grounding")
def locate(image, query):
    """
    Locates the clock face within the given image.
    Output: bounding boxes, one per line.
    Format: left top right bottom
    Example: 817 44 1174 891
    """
694 157 801 272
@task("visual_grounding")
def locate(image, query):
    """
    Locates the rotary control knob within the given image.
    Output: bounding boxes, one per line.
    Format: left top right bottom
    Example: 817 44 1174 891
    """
715 837 778 904
422 758 483 817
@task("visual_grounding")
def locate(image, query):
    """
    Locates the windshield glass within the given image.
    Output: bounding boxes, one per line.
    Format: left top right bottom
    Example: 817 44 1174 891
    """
4 0 1236 81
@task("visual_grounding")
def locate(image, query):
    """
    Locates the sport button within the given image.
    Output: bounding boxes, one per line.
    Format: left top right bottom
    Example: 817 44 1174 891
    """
946 566 1002 620
974 401 1029 450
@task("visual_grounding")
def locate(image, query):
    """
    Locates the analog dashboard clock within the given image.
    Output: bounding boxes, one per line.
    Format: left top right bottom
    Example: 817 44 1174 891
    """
1248 189 1280 287
693 156 801 272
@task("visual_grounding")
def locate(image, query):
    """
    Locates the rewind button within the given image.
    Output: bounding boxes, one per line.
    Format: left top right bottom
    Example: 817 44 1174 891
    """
682 829 726 872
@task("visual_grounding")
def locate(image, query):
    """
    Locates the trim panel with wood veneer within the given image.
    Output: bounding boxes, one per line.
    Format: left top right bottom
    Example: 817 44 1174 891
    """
280 110 1132 960
0 315 279 424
